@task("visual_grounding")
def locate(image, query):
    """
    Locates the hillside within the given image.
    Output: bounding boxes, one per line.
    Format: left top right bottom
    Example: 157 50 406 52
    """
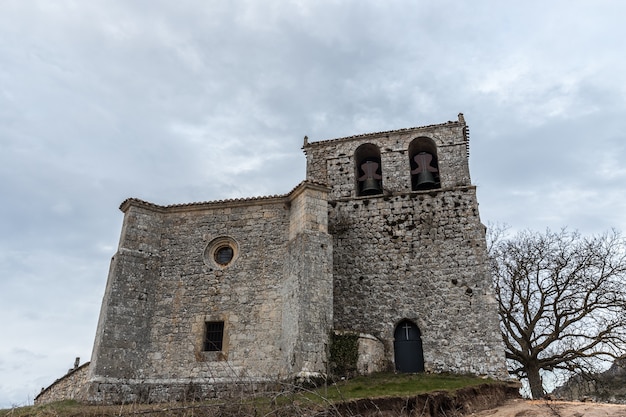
8 373 626 417
1 373 518 417
553 358 626 404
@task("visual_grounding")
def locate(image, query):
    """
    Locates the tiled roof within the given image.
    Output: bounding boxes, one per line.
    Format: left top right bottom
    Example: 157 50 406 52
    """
119 180 329 213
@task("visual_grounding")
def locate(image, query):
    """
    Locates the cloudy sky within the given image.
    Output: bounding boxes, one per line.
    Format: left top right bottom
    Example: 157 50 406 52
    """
1 0 625 408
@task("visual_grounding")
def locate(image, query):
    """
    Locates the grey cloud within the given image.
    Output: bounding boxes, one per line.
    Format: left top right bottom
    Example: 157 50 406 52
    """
1 0 626 408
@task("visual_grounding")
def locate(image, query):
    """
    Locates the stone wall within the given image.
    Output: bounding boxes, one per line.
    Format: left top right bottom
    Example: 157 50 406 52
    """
356 334 386 375
329 188 505 376
283 185 333 376
35 362 90 405
86 182 333 403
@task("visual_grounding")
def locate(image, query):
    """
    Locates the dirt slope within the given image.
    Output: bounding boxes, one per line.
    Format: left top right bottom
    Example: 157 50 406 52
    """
469 399 626 417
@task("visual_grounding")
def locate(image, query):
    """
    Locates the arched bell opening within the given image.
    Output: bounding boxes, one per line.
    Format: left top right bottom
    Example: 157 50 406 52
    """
408 137 440 191
393 319 425 373
354 143 383 196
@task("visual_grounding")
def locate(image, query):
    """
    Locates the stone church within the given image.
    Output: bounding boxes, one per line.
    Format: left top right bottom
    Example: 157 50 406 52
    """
36 114 507 404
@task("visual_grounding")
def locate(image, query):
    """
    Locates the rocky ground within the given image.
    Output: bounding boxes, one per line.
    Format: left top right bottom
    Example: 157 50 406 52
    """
470 398 626 417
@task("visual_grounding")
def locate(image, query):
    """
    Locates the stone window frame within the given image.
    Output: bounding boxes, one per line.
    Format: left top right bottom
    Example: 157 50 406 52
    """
204 236 239 269
195 316 229 362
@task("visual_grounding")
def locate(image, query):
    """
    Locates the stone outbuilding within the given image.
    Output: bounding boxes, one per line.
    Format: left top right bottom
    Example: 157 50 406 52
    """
36 114 507 404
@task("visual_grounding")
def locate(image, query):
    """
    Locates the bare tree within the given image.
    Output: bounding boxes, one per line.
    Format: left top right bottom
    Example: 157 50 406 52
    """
489 227 626 399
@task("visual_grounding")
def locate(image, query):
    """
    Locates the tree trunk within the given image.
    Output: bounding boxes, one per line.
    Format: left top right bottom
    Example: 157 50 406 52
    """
527 364 544 399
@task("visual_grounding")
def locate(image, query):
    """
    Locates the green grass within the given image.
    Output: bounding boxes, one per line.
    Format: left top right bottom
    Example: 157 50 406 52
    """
304 372 493 403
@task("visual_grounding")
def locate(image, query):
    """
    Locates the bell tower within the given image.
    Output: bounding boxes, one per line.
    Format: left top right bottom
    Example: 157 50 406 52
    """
303 114 507 377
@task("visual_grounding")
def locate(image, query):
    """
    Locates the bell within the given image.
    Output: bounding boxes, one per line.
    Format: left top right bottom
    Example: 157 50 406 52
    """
358 160 383 195
411 152 438 190
361 177 381 195
415 170 436 189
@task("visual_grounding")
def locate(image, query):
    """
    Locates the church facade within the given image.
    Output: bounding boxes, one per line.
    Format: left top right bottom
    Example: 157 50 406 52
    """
36 114 507 404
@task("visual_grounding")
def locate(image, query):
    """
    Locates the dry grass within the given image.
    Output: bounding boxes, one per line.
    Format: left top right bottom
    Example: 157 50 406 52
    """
0 373 498 417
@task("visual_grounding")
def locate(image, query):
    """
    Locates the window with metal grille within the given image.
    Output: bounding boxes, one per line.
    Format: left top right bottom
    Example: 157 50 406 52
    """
203 321 224 351
214 246 234 265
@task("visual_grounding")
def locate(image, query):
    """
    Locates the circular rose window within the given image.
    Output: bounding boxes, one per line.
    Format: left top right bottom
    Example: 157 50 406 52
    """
204 236 239 269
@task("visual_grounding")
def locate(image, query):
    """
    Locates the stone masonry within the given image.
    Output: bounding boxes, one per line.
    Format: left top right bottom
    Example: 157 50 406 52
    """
304 116 504 376
35 361 90 405
36 114 507 405
82 183 332 403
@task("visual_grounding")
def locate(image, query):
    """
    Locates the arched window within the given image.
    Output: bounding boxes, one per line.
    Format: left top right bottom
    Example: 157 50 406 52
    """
408 137 440 191
393 320 425 373
354 143 383 196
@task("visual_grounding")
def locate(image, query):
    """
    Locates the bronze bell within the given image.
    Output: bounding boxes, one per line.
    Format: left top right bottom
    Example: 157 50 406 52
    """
358 160 382 195
415 170 436 188
361 177 381 195
411 152 438 190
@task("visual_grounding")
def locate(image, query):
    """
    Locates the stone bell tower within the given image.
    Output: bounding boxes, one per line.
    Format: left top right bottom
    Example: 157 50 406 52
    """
303 114 507 377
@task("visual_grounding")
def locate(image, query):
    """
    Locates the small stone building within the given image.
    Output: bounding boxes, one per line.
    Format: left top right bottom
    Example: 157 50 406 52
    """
36 115 507 404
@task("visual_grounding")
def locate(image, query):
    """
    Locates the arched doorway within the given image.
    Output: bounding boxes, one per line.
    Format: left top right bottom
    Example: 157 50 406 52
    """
393 320 425 373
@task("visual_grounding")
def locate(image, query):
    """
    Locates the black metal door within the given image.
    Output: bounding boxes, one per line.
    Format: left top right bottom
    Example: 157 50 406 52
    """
394 320 425 373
